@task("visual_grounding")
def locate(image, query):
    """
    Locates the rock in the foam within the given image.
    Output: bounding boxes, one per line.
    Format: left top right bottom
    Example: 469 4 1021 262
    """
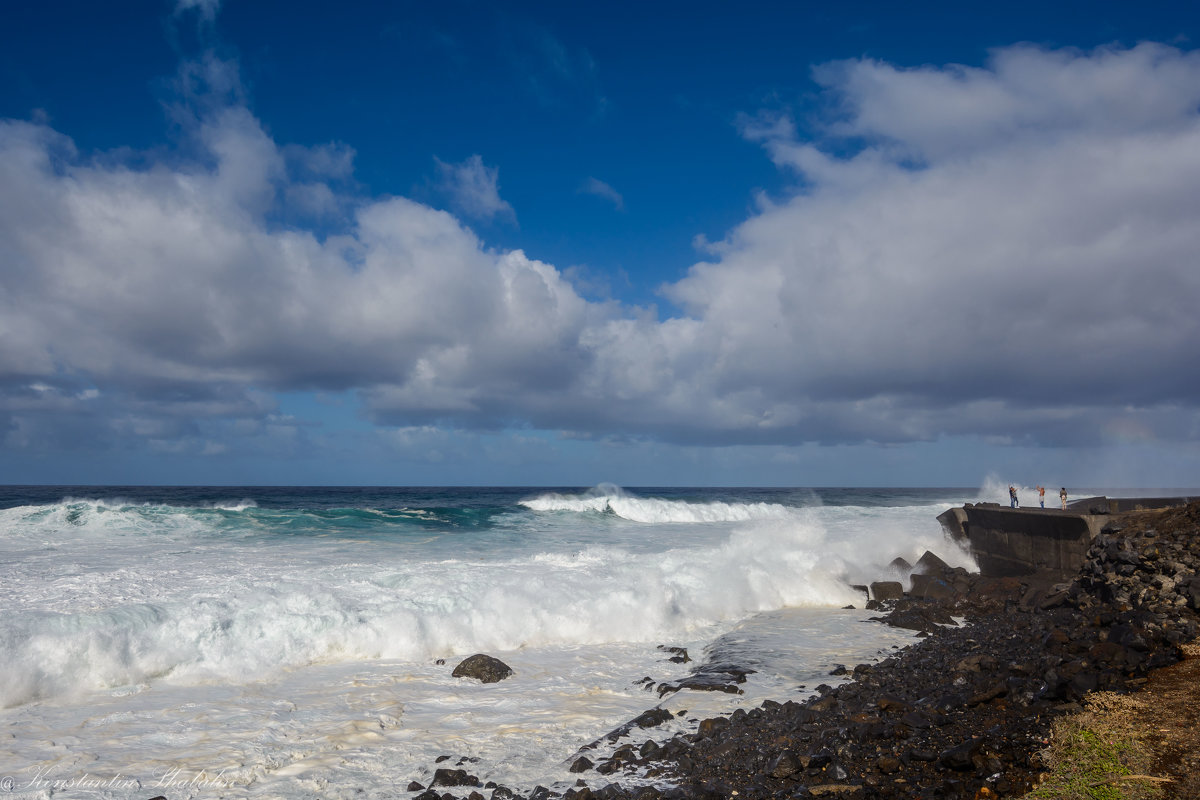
451 653 514 683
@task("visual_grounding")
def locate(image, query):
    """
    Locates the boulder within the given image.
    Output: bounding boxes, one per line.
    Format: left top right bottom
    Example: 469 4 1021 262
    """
631 707 673 728
767 751 801 778
870 581 904 602
431 768 480 787
909 573 955 601
452 653 514 683
937 507 968 543
939 737 982 771
1185 575 1200 610
913 550 950 574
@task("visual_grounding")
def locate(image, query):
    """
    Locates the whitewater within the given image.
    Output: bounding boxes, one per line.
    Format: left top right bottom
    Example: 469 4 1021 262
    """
0 484 1038 798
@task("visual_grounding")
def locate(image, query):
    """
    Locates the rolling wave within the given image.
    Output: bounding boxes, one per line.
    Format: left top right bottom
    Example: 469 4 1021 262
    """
520 484 801 524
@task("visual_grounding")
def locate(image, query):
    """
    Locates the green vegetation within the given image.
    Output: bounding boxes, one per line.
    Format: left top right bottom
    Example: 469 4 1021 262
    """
1028 695 1165 800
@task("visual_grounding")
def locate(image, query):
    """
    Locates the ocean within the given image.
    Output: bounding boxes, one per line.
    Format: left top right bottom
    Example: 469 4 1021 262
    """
0 482 1094 798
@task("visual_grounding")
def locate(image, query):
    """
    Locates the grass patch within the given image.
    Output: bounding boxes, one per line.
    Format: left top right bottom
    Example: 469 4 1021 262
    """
1027 693 1165 800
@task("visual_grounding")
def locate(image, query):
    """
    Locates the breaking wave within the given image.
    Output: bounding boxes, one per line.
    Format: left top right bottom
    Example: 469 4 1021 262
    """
520 484 800 524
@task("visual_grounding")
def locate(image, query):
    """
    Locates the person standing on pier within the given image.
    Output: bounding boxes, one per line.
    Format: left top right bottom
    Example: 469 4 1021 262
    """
1009 485 1018 508
1060 487 1068 509
1037 486 1045 507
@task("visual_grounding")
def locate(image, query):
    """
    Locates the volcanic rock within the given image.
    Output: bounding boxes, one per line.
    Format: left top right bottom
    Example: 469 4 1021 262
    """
451 653 514 683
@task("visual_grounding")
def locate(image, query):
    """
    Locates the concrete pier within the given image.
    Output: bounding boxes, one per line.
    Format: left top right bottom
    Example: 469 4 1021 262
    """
937 496 1197 578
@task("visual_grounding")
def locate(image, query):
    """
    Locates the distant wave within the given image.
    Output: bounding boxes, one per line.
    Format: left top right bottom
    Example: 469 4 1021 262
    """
0 500 485 546
58 496 259 511
520 484 800 524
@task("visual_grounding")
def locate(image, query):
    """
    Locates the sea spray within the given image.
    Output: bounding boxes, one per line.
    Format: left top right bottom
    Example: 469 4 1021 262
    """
0 484 987 798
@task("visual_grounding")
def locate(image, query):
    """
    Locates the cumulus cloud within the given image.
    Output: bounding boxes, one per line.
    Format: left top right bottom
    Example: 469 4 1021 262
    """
668 41 1200 447
433 154 518 225
0 63 592 454
2 42 1200 462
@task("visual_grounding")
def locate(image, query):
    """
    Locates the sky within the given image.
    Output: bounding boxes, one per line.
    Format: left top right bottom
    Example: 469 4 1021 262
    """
2 1 1200 487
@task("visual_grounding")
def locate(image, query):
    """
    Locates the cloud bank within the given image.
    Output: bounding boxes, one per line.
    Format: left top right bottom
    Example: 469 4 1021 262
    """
2 43 1199 461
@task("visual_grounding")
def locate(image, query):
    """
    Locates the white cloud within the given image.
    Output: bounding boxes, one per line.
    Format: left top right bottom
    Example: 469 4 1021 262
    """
813 43 1200 163
3 43 1200 463
658 41 1200 445
433 154 517 224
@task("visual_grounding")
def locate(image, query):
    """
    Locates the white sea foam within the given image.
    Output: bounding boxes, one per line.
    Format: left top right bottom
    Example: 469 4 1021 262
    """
521 485 798 523
0 487 975 797
0 491 966 709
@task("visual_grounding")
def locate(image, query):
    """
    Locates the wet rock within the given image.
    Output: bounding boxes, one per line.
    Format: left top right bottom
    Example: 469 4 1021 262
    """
870 581 904 602
696 717 729 737
432 768 481 787
874 604 956 633
656 665 754 697
631 708 674 728
913 550 950 574
452 653 514 684
570 756 594 773
658 645 691 663
909 573 955 601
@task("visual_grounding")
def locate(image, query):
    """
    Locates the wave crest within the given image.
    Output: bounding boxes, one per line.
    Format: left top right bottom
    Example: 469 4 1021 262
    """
521 485 799 524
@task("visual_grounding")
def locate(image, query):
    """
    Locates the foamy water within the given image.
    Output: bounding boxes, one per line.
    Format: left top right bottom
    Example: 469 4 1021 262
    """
0 485 988 798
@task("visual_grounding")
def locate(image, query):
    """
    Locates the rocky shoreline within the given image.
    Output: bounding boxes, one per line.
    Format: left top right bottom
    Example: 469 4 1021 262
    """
412 502 1200 800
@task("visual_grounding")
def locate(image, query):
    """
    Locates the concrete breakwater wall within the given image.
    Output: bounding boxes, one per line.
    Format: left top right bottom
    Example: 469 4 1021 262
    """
937 496 1197 578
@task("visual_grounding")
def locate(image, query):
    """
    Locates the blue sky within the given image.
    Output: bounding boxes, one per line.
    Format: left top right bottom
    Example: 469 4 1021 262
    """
2 1 1200 486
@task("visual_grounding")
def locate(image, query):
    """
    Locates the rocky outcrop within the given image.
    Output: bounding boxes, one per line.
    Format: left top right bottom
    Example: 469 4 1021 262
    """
451 653 514 683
